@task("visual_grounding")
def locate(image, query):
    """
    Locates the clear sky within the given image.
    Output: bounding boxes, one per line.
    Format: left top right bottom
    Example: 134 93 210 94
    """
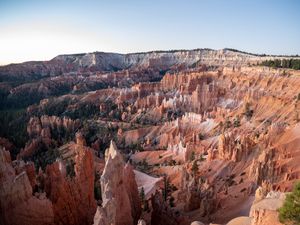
0 0 299 65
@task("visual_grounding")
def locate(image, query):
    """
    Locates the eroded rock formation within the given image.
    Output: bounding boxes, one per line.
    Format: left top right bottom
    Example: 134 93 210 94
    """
94 141 141 225
45 142 96 225
0 147 54 225
1 50 300 225
0 138 96 225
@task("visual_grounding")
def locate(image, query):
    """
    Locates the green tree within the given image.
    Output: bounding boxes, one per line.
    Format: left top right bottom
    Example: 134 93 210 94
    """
141 159 149 172
140 187 149 211
140 187 145 202
260 59 300 70
233 117 241 127
278 182 300 224
163 175 170 201
244 102 253 119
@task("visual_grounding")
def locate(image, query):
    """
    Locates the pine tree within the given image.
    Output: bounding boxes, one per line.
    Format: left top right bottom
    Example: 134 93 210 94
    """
244 102 253 119
163 175 170 201
278 182 300 224
140 187 149 211
233 117 241 127
140 187 145 202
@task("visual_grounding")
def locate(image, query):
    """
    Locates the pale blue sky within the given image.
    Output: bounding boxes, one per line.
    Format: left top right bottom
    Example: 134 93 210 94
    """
0 0 299 64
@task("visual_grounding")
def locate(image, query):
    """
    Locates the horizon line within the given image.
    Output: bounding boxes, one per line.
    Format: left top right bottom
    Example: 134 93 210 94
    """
1 47 300 66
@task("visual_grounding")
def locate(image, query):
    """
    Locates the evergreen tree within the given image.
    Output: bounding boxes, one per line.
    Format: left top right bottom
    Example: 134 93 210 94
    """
244 102 253 119
163 175 170 201
140 187 145 202
233 117 241 127
278 182 300 224
140 187 149 211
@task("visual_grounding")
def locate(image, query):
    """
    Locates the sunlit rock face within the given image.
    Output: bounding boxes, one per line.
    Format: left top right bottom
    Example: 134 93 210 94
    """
249 191 285 225
0 48 278 80
225 189 285 225
94 141 141 225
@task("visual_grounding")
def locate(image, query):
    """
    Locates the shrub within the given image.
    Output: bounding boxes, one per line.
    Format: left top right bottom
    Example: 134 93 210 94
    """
168 159 176 166
278 182 300 224
244 102 254 119
233 117 241 127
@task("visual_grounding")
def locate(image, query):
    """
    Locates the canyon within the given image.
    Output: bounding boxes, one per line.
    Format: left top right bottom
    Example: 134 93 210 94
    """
0 48 300 225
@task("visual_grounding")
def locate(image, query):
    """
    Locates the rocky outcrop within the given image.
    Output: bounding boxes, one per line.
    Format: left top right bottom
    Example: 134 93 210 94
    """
179 167 202 211
249 149 276 185
249 191 285 225
124 163 142 225
137 219 147 225
191 222 205 225
226 217 252 225
13 160 37 188
95 141 141 225
167 141 188 162
0 147 55 225
44 143 96 225
27 115 80 139
218 132 256 162
1 48 288 81
18 115 81 159
225 189 285 225
76 131 87 146
0 138 96 225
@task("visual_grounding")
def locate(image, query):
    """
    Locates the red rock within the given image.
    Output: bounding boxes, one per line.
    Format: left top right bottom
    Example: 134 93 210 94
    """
95 141 141 225
45 144 96 225
0 147 54 225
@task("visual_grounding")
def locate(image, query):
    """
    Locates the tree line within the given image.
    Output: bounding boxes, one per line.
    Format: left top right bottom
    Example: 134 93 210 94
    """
260 59 300 70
